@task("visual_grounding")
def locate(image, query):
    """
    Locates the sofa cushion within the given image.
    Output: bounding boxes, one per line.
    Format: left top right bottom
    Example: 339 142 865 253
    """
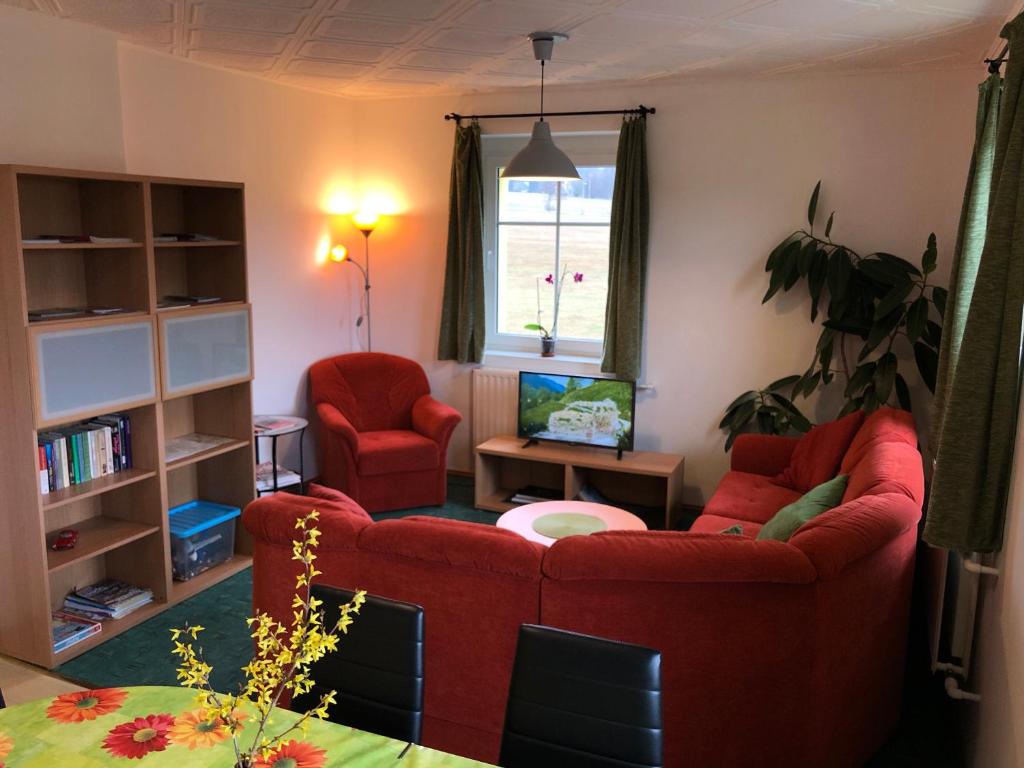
840 407 919 475
842 442 925 506
241 489 371 549
703 471 802 524
358 430 440 476
689 513 762 538
776 411 865 492
758 475 848 542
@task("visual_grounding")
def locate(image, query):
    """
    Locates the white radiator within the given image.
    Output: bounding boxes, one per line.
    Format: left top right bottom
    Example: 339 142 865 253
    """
471 368 518 447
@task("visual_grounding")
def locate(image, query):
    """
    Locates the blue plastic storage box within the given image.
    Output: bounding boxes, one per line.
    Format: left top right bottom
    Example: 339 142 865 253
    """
168 500 241 581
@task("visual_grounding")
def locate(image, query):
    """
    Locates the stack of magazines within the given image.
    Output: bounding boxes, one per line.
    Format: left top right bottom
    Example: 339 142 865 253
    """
51 611 102 653
62 579 153 621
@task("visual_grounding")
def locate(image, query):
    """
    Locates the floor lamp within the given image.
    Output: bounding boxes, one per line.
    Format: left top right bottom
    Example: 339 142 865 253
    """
330 211 379 351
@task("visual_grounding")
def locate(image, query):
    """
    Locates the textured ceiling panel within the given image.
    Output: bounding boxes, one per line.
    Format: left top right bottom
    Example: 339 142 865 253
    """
4 0 1013 98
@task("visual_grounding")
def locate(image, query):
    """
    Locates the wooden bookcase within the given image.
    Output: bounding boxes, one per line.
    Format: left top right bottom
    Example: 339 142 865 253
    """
475 435 685 530
0 165 255 668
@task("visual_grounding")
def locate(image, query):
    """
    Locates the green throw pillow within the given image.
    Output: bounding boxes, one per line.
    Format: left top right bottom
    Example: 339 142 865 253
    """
720 524 744 535
757 475 848 542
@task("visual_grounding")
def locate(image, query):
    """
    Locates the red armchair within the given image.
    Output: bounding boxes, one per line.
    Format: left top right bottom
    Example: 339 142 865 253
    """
309 353 462 513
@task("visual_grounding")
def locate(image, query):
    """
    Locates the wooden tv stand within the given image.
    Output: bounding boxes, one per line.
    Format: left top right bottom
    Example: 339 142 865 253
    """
474 435 685 530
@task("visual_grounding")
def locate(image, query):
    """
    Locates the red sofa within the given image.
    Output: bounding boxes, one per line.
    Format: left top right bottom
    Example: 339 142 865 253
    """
309 353 461 512
243 407 924 767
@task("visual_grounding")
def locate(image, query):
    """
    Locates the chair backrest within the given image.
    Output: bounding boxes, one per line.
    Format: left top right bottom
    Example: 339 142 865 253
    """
291 586 425 744
309 353 430 433
500 624 663 768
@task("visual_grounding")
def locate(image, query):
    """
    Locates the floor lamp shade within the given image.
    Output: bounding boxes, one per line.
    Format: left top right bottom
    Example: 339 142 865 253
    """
501 120 580 182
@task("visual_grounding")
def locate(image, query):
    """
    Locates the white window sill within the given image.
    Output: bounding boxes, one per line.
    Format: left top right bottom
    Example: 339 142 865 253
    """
483 348 603 374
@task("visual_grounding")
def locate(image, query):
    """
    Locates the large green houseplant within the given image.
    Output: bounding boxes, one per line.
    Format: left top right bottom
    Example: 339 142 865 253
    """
720 181 946 450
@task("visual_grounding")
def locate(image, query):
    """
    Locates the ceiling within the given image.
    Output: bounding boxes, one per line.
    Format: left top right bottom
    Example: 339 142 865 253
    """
4 0 1015 98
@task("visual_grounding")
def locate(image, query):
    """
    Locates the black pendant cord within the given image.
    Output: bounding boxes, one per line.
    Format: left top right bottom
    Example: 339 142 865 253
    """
444 105 655 123
540 59 545 121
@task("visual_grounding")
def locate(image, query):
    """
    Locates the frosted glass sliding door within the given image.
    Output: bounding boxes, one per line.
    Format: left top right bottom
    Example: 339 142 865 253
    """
159 306 251 397
32 319 157 425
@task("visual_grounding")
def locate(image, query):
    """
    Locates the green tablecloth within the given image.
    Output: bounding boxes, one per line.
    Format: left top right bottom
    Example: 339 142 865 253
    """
0 685 490 767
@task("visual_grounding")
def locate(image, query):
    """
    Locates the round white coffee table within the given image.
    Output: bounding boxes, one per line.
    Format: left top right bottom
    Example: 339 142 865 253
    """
496 500 647 546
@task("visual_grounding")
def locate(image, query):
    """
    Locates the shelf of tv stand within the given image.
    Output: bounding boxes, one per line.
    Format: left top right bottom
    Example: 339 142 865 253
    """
474 435 685 530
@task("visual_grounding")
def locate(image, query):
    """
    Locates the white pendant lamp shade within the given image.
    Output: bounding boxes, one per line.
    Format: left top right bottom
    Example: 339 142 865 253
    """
501 120 580 182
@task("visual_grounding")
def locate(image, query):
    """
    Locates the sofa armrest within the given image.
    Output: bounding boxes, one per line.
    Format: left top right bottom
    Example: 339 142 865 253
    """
788 493 921 580
316 402 359 456
543 530 816 584
731 434 800 476
411 394 462 449
242 491 371 550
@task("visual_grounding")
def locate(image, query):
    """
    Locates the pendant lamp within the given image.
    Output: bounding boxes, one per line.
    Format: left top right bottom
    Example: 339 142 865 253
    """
501 32 580 182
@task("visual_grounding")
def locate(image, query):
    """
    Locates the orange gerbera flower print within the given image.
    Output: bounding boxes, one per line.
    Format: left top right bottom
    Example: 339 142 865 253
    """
0 731 13 761
102 713 175 759
168 709 233 749
46 688 128 723
253 740 327 768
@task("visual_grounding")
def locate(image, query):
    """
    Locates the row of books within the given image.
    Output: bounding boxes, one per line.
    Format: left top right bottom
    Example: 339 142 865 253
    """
38 413 133 495
53 579 154 653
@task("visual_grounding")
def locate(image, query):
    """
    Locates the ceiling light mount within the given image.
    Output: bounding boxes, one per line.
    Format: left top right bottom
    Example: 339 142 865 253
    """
529 31 569 62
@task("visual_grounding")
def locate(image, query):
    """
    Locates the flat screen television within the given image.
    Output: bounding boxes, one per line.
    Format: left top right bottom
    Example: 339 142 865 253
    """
517 371 636 453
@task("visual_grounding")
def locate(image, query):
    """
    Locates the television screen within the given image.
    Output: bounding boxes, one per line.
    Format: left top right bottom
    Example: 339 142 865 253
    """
517 372 636 451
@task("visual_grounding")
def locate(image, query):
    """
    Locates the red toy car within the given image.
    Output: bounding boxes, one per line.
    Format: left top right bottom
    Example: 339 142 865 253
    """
50 529 79 551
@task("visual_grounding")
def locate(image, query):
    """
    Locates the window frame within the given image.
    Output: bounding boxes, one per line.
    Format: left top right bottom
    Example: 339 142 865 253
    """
482 130 619 359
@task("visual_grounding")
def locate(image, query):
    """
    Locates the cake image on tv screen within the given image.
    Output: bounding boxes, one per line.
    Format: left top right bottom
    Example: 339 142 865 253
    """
518 372 634 449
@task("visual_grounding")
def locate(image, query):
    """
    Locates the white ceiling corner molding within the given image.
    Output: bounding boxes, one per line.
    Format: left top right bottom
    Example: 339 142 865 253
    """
2 0 1016 98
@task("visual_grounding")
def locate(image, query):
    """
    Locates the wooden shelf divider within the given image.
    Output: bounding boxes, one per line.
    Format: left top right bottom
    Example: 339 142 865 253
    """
42 468 157 512
47 517 160 573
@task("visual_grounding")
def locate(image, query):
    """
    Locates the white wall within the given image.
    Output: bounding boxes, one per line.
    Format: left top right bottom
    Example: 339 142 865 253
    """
117 46 360 434
967 411 1024 767
353 70 978 502
0 6 124 170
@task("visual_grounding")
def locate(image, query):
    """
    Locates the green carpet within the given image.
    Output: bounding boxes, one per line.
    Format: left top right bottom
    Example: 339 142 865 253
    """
55 476 493 693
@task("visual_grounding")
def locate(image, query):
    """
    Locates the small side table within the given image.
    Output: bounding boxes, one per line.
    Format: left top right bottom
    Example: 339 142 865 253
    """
254 415 308 495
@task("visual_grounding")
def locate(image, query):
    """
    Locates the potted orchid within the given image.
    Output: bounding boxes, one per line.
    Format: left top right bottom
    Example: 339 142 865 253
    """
525 266 584 357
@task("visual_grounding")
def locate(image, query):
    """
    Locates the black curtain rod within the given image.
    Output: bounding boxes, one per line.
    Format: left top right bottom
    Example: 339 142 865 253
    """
986 43 1009 74
444 105 655 123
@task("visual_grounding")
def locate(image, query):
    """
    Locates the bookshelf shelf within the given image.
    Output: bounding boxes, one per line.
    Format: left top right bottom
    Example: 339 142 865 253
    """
0 164 254 668
171 554 252 603
22 242 144 250
155 240 241 248
166 438 250 471
52 600 167 664
42 468 157 512
47 517 160 573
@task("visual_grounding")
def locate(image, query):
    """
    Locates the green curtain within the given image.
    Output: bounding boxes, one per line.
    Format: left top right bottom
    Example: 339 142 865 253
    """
931 73 1003 447
925 18 1024 553
438 122 485 364
602 116 650 381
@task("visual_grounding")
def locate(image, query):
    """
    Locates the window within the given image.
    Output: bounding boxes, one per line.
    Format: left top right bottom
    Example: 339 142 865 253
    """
483 132 618 357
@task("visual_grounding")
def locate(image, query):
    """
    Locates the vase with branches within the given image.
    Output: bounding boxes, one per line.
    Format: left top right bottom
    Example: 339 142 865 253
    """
720 181 946 450
525 266 584 357
170 510 366 767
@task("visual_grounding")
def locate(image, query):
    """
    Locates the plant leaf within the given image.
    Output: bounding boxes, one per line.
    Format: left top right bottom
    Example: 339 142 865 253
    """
876 252 922 278
926 320 942 348
846 361 877 398
932 285 948 318
767 375 801 392
922 233 937 275
768 393 813 432
859 306 906 360
797 240 816 277
825 211 835 239
838 396 864 417
858 258 913 288
766 236 793 272
763 240 802 303
808 249 828 321
894 373 912 411
723 390 758 416
720 397 758 431
873 352 898 405
827 247 853 298
906 296 928 342
874 282 914 320
914 342 939 393
808 180 821 228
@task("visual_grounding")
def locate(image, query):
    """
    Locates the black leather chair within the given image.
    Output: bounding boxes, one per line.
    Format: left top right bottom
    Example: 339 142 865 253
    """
291 586 424 744
500 624 663 768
